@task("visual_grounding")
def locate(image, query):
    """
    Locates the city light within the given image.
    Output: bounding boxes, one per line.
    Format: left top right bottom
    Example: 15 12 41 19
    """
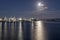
18 18 22 20
0 18 2 21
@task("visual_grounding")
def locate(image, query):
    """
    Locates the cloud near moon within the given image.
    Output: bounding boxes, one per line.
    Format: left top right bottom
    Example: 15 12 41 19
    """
36 1 48 11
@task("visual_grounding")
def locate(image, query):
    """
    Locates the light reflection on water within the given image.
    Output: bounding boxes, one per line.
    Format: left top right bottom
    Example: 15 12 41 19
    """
0 21 60 40
33 21 46 40
18 21 23 40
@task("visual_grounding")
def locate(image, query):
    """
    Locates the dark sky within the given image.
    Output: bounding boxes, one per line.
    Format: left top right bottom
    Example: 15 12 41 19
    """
0 0 60 19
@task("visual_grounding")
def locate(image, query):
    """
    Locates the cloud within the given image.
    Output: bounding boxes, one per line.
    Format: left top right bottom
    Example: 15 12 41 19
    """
16 10 60 18
0 10 60 19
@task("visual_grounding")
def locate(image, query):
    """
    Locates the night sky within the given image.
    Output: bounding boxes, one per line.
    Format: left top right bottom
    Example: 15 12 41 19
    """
0 0 60 19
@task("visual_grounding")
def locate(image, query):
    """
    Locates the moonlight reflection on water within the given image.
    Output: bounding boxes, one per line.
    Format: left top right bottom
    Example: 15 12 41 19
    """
34 21 45 40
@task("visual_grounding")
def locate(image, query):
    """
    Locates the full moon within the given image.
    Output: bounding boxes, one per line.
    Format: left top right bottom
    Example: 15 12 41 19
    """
36 2 48 11
37 2 44 7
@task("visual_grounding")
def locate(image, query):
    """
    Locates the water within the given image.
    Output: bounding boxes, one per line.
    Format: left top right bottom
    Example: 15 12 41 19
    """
44 21 60 40
0 22 2 40
18 21 23 40
33 21 45 40
0 21 60 40
32 21 60 40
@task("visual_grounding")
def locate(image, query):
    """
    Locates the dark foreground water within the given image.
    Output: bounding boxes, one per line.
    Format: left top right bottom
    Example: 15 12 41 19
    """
0 21 60 40
44 21 60 40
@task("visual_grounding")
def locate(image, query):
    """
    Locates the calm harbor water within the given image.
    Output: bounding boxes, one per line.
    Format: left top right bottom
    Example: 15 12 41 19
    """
44 21 60 40
0 21 60 40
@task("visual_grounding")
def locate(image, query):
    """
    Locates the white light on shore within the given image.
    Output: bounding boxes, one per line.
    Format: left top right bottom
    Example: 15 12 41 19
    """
18 18 22 20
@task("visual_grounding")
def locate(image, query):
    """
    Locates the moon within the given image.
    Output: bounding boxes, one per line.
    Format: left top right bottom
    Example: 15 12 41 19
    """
36 2 47 11
37 2 44 7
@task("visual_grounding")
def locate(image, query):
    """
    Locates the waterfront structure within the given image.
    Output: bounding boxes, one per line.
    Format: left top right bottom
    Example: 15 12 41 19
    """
9 17 16 40
0 17 46 40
